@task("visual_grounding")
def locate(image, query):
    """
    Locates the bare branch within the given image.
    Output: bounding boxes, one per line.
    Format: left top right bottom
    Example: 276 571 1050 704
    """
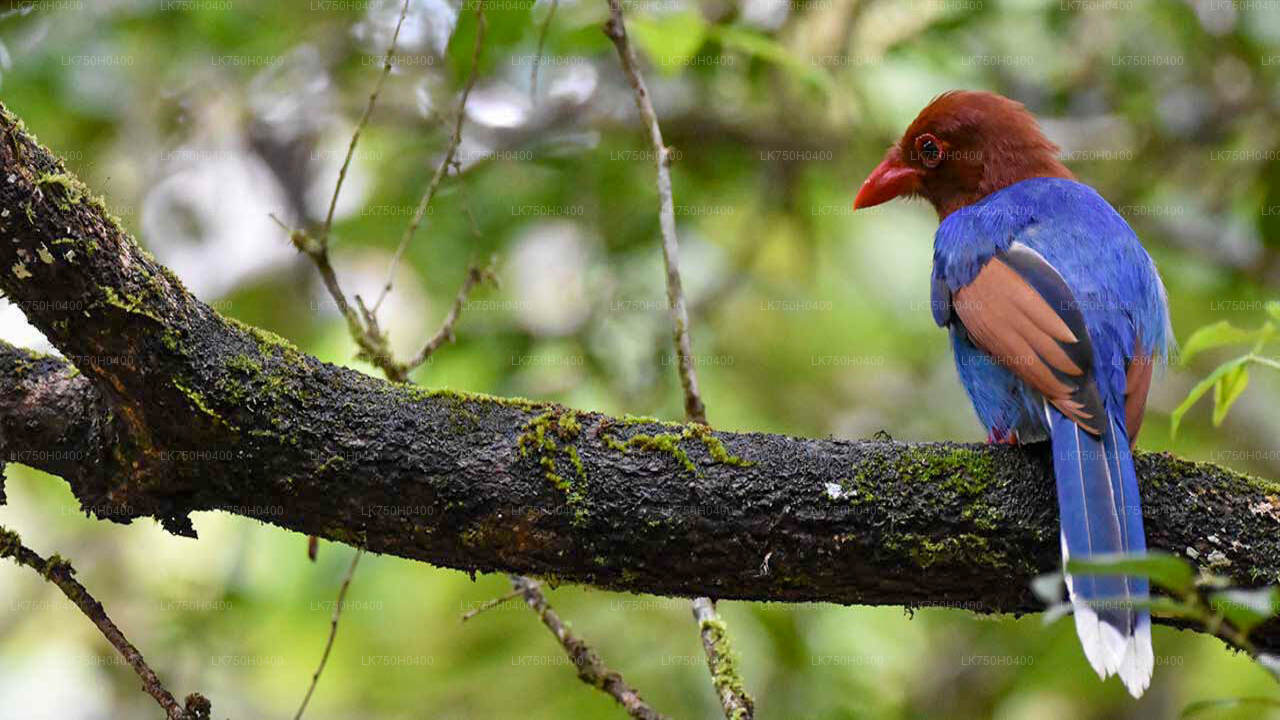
460 587 524 622
295 549 364 720
0 526 209 720
511 576 669 720
374 1 488 314
321 0 411 243
603 0 706 425
603 3 751 716
403 259 495 372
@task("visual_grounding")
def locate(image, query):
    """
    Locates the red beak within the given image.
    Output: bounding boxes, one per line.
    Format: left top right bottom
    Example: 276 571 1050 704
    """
853 149 921 210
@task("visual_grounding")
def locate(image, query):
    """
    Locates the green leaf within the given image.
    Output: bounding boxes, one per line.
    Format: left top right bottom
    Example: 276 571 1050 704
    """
1067 551 1196 595
706 25 834 95
1209 587 1280 635
1180 320 1260 365
1138 595 1205 621
1267 300 1280 323
628 11 707 75
1211 364 1249 426
1181 697 1280 719
1171 355 1251 438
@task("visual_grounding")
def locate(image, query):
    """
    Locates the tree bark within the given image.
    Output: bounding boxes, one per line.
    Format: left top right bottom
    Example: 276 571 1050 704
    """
2 101 1279 650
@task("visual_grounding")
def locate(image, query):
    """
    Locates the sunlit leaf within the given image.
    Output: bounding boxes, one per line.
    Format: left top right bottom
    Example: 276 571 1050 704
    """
1171 356 1251 438
1068 552 1196 595
1138 595 1205 620
1267 300 1280 323
1180 320 1263 365
1181 697 1280 718
1211 363 1249 426
628 11 707 75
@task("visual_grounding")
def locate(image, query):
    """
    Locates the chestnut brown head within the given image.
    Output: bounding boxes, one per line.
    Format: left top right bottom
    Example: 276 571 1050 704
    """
853 91 1072 219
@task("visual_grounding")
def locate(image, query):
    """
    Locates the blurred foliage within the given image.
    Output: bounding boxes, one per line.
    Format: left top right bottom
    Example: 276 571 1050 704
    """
1065 552 1280 716
1174 302 1280 434
1 0 1280 718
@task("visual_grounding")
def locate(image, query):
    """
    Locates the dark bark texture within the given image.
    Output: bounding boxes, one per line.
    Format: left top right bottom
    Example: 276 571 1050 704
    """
2 101 1279 649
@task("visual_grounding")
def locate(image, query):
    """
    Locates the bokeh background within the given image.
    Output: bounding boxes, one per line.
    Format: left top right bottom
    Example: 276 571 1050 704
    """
1 0 1279 717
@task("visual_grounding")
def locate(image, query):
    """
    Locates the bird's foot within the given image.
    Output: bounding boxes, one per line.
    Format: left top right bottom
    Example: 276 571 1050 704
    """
986 428 1020 445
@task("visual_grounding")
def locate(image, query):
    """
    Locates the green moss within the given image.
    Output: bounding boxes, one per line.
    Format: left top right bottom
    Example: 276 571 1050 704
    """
173 378 232 429
602 423 752 476
224 316 300 355
317 455 345 474
564 445 585 482
699 617 753 717
686 424 752 467
101 285 164 323
36 172 83 209
0 527 20 558
417 386 548 413
620 414 677 427
885 532 1010 571
42 553 71 578
602 433 629 453
615 433 697 475
848 445 998 507
226 354 264 375
517 409 589 522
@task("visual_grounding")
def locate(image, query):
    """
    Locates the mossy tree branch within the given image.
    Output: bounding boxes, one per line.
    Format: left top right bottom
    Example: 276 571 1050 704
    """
2 101 1280 656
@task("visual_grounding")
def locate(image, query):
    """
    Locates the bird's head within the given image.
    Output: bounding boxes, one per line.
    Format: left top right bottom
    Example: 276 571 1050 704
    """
853 90 1073 219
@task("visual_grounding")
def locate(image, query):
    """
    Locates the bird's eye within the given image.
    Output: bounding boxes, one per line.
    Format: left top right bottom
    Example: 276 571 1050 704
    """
915 134 942 168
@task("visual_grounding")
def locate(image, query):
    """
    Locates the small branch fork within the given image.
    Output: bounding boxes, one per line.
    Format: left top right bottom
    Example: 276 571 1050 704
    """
282 0 493 384
373 2 488 315
291 2 663 717
0 526 210 720
602 2 753 718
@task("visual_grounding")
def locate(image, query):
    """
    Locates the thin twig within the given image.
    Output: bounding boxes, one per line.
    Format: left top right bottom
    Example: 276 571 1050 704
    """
320 0 411 244
529 0 559 104
373 1 487 314
602 0 706 425
603 3 753 718
0 526 207 720
284 0 411 376
295 548 364 720
511 576 669 720
403 259 495 371
460 587 524 622
291 3 661 714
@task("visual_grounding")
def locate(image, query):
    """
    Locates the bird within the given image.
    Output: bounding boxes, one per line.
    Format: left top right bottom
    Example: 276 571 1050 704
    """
852 90 1171 697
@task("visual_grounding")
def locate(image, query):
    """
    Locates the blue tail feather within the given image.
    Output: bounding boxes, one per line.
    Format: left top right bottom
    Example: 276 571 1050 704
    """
1047 403 1153 697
